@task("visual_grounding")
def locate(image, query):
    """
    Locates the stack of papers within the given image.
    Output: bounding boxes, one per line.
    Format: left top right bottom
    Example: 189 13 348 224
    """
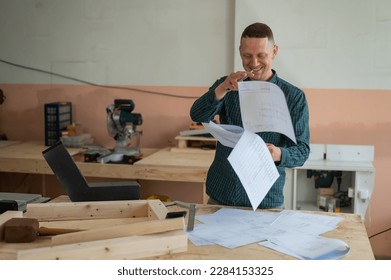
188 208 350 260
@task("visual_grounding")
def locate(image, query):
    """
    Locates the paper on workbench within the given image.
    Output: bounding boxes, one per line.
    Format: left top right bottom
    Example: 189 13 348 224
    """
270 210 344 235
238 81 296 144
189 222 258 248
196 207 279 226
228 130 279 211
259 233 350 260
192 208 283 248
189 208 349 259
188 209 285 249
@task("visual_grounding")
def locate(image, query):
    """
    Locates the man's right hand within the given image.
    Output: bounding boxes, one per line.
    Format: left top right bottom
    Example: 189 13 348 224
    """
214 71 254 101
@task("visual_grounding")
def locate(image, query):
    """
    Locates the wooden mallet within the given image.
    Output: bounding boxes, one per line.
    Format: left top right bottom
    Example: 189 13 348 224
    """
3 217 82 243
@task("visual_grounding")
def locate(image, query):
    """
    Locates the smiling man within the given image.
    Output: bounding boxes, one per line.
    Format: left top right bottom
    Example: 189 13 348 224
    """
190 22 310 209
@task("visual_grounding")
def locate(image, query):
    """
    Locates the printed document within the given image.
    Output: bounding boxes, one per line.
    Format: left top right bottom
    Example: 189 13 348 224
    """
188 208 349 259
259 233 350 260
227 130 279 210
238 81 296 143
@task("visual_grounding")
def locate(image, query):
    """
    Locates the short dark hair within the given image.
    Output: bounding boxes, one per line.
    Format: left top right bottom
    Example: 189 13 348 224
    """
241 22 274 44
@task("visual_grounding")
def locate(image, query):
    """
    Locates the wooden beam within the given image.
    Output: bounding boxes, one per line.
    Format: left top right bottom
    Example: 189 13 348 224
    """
24 200 151 221
51 217 185 245
39 217 151 231
147 199 168 220
16 230 187 260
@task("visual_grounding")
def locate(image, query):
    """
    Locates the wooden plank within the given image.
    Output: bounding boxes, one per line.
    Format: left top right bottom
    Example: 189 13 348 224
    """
0 140 20 148
16 230 187 260
0 141 81 159
170 147 216 156
135 166 208 182
148 199 168 220
51 217 185 245
175 135 216 142
170 147 215 154
0 211 23 240
24 200 150 221
135 148 213 168
39 217 151 230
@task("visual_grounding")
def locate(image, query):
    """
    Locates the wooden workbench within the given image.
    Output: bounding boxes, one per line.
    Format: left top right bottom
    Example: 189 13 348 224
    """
0 141 214 201
0 141 375 259
0 197 374 260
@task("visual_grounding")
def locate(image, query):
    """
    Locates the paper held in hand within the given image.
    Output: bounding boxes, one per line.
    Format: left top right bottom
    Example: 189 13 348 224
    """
228 130 279 210
238 81 296 144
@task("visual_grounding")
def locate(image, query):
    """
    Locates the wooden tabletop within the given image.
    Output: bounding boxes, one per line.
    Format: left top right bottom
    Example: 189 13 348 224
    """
0 141 213 182
0 141 82 174
0 197 374 260
134 147 214 182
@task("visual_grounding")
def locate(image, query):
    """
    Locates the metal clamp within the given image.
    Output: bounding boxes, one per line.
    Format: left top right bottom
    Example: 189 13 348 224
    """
164 200 196 231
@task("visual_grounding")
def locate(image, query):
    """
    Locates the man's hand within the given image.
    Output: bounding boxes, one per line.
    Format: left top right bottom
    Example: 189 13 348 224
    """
214 71 254 101
267 144 282 162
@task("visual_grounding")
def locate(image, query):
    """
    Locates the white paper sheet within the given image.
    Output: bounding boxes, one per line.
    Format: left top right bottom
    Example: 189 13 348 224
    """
270 210 343 235
228 130 279 211
238 81 296 143
263 233 350 260
202 121 243 148
189 208 348 259
189 209 285 249
196 208 279 226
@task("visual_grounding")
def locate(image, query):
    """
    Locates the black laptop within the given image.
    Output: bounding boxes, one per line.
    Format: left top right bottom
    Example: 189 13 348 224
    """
42 141 140 202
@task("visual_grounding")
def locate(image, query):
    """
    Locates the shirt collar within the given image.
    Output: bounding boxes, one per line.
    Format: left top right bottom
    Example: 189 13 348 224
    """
267 69 277 83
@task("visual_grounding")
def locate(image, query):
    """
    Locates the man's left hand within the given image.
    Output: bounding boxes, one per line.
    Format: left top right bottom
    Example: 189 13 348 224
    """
266 144 281 162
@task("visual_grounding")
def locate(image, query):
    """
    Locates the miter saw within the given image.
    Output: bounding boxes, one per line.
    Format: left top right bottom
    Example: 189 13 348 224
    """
96 99 143 164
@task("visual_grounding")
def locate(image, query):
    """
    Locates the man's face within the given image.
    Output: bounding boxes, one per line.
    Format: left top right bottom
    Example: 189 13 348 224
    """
239 37 278 81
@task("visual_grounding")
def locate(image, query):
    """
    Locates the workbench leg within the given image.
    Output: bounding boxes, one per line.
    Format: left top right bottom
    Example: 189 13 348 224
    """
177 139 187 149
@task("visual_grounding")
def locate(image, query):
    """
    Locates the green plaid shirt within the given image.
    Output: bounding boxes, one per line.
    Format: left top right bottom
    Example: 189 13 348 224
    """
190 70 310 209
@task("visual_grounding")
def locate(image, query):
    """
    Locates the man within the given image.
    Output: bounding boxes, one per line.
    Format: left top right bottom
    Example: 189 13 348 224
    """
190 22 310 209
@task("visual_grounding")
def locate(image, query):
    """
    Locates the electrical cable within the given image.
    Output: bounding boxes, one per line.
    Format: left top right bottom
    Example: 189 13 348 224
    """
368 227 391 239
0 58 200 99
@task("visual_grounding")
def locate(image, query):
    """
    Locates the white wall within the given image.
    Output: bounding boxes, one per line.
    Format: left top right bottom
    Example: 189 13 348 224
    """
0 0 235 87
235 0 391 90
1 0 391 89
